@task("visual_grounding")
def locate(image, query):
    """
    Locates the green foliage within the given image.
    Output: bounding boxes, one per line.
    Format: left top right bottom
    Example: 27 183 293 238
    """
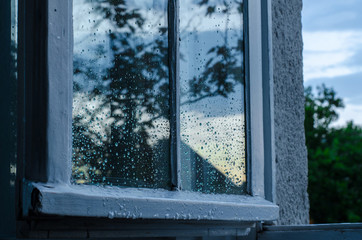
305 85 362 223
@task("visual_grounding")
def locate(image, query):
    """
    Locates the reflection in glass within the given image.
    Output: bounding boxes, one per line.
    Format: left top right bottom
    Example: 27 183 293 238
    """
180 0 246 194
10 0 18 187
72 0 171 189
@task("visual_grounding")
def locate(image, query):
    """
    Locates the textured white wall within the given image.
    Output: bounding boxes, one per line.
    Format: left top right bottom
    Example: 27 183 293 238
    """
272 0 310 225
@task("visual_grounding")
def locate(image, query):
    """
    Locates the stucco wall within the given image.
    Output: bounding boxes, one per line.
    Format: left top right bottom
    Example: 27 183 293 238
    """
272 0 310 225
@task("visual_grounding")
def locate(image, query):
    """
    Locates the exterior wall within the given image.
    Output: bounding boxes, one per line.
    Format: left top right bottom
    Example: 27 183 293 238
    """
272 0 310 224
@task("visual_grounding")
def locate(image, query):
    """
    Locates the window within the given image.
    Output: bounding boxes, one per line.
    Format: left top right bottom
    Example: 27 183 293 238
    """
19 0 277 228
72 0 246 195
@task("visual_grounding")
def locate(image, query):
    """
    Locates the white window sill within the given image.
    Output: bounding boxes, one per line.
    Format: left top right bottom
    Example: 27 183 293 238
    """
25 182 278 222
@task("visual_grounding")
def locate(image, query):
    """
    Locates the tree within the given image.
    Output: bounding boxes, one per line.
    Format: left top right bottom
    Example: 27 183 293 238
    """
305 85 362 223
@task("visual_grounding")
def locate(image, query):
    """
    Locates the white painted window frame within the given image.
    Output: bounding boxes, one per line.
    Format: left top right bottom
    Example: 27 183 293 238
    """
20 0 278 224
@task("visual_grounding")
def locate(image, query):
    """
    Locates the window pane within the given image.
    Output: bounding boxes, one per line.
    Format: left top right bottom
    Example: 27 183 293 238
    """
180 0 246 194
72 0 171 189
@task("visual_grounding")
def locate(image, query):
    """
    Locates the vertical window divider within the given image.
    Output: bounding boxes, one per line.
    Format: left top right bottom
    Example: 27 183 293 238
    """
243 0 252 196
169 0 181 190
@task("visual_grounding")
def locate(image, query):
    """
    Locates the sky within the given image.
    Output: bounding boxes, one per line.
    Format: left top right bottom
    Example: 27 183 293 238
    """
303 0 362 126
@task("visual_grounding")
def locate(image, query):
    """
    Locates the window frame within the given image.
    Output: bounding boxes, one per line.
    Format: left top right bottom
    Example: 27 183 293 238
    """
17 0 278 224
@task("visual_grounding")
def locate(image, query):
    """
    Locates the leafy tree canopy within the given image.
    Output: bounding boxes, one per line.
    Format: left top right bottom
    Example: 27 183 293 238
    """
305 84 362 223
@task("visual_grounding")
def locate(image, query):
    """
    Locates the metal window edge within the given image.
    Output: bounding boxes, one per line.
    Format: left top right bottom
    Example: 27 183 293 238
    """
23 182 279 222
263 223 362 232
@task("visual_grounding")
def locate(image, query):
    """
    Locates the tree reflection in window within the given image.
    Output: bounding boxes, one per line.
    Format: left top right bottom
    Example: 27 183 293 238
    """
180 0 246 194
72 0 246 194
73 0 170 189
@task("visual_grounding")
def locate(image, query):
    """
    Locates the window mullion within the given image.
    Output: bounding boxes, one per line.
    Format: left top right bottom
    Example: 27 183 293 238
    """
46 0 73 184
247 0 265 197
168 0 181 190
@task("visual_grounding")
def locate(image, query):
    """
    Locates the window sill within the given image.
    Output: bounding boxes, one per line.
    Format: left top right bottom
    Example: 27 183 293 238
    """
25 182 278 222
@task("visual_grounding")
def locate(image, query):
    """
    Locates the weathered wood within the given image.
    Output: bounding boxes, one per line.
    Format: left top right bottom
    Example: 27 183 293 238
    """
28 183 278 222
261 0 276 204
47 0 73 184
246 0 266 198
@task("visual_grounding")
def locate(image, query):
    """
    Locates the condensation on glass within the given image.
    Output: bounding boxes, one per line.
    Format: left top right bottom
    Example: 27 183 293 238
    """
72 0 171 189
10 0 18 188
72 0 246 195
180 0 246 194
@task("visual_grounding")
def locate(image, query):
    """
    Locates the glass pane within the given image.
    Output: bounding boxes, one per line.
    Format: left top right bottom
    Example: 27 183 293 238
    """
180 0 246 194
72 0 171 189
10 0 17 189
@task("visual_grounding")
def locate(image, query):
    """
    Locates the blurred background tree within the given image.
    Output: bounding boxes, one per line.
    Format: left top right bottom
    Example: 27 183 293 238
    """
305 85 362 223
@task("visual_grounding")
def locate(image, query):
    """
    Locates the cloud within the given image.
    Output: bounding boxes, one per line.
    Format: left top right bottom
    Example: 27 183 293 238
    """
332 102 362 127
303 31 362 81
303 0 362 127
303 31 362 51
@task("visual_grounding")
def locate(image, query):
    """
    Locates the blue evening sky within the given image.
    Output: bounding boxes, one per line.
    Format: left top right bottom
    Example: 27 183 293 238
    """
303 0 362 126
